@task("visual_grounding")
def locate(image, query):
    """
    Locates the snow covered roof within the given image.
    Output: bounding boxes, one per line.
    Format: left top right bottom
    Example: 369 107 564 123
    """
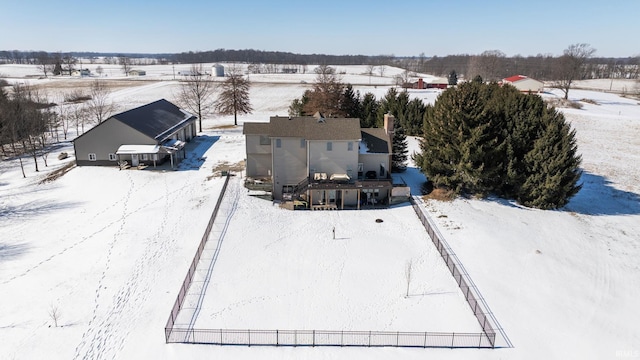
116 144 163 154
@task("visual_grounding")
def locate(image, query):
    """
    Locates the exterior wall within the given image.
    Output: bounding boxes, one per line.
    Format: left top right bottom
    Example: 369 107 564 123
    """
308 140 359 179
245 134 272 178
74 118 156 166
359 153 390 178
246 154 271 178
272 137 307 200
512 79 544 92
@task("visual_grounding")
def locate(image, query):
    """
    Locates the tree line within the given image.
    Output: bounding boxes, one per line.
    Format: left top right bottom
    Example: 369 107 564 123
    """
4 47 639 81
0 79 120 177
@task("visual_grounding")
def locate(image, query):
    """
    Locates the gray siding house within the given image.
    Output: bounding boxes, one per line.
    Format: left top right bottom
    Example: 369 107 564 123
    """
244 113 395 209
73 99 197 168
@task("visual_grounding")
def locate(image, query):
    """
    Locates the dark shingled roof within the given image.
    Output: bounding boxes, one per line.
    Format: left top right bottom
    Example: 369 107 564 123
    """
244 116 362 140
243 122 271 135
112 99 195 141
361 128 391 153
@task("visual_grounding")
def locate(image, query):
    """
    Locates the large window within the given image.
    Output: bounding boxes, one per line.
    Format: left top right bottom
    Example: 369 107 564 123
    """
141 154 149 161
327 142 332 151
88 153 97 161
348 142 353 151
276 138 281 148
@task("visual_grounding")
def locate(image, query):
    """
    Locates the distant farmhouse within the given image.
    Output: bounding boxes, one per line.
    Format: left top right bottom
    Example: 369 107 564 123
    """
73 99 197 169
502 75 544 93
128 69 146 76
71 68 91 77
244 113 400 210
414 77 448 89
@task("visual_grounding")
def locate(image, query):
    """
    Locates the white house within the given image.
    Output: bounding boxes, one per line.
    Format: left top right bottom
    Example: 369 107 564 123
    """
502 75 544 93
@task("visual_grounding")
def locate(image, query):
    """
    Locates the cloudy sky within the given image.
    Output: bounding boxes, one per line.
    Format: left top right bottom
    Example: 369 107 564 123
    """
2 0 638 57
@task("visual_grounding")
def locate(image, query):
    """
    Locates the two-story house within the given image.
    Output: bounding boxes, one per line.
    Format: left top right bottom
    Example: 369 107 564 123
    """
243 113 395 210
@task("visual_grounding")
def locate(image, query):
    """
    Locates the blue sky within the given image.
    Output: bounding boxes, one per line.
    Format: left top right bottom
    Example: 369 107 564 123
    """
1 0 638 57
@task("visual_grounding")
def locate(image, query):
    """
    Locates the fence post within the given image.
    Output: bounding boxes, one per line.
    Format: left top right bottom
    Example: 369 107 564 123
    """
424 332 427 348
396 331 399 346
341 330 344 347
220 329 223 344
248 329 250 347
276 329 279 346
294 329 297 347
451 332 455 348
369 331 371 347
313 330 315 347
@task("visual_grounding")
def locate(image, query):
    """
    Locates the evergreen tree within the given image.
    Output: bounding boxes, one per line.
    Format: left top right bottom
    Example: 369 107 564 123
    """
391 120 408 172
405 98 426 136
517 107 582 209
289 90 311 117
416 81 504 195
339 84 362 118
415 81 582 209
360 92 378 128
448 70 458 85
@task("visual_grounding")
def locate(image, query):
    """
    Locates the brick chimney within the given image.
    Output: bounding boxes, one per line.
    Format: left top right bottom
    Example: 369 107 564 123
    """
384 113 395 137
418 78 424 89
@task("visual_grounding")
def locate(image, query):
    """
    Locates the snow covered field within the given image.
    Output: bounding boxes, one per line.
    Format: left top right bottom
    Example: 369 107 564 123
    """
1 64 639 359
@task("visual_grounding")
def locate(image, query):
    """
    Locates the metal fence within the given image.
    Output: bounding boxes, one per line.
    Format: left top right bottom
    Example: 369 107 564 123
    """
164 177 507 349
409 196 511 348
167 328 494 348
165 173 232 341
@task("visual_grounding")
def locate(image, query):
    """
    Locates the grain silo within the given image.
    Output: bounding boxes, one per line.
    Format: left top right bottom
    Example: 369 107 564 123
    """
213 64 225 77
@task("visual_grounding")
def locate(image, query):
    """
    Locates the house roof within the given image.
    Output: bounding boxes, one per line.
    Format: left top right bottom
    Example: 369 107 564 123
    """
111 99 196 142
503 75 529 83
244 116 362 141
361 128 391 154
243 122 271 135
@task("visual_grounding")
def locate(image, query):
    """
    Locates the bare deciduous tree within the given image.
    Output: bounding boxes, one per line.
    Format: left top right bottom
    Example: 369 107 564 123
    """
119 56 132 76
214 65 253 126
176 64 216 132
405 260 413 298
467 50 506 82
302 65 345 117
49 304 61 327
554 43 597 99
86 80 116 124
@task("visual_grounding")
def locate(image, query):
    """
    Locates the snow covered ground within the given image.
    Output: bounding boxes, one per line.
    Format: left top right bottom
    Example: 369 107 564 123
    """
0 64 639 359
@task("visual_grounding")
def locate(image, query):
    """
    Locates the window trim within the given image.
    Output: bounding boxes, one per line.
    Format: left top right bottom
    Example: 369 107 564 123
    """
88 153 97 161
108 153 117 161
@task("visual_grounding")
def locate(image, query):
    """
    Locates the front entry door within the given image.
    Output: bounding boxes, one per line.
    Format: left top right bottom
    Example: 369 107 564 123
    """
131 154 139 167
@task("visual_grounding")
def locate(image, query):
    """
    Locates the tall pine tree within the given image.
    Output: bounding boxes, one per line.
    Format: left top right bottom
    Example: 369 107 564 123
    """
392 120 409 172
415 81 582 208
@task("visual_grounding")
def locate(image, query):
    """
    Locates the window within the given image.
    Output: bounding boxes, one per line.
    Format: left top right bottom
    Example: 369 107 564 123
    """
276 138 281 148
260 135 271 145
88 153 97 161
300 138 305 148
348 142 353 151
108 153 117 161
327 142 332 151
141 154 149 161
